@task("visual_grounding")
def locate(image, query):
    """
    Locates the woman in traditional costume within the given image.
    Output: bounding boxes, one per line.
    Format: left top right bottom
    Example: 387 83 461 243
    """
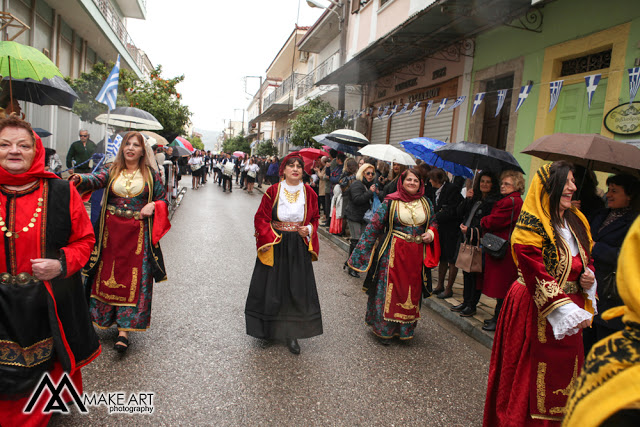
348 169 436 344
71 131 170 354
563 217 640 427
0 117 100 426
484 161 597 426
245 153 322 355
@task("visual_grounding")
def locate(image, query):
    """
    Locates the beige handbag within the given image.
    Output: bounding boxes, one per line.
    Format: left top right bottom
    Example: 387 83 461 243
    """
455 228 483 273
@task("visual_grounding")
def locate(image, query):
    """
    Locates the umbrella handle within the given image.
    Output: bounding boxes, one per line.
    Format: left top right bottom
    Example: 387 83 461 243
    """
7 56 13 108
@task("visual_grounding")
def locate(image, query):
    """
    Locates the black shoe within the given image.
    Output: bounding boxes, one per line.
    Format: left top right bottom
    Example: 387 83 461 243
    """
349 269 360 278
483 317 495 326
114 336 129 354
437 290 453 299
482 319 497 331
223 190 226 193
450 303 467 312
460 306 477 317
286 338 300 355
432 287 444 294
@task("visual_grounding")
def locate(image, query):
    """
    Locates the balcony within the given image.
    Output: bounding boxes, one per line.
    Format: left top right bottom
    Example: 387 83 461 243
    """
296 51 339 100
113 0 147 19
263 73 304 111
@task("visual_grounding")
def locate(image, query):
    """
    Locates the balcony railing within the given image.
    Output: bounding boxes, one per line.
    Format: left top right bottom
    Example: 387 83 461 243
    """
296 51 340 100
92 0 145 72
263 73 304 110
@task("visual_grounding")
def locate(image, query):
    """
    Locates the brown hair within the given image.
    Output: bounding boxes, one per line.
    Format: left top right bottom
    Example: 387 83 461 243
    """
389 163 408 180
500 170 526 193
109 131 150 183
428 168 448 185
0 116 35 145
343 158 358 175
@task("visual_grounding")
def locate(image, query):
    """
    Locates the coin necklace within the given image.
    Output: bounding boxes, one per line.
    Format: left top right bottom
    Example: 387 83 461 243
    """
283 188 301 204
0 193 43 239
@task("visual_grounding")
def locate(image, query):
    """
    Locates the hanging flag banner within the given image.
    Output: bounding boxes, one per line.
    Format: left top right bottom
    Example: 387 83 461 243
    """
424 100 434 119
434 98 448 117
549 80 564 112
379 105 389 119
367 107 373 116
95 55 120 111
584 74 601 111
408 101 421 115
495 89 508 117
321 115 330 126
472 92 485 116
397 103 410 115
628 67 640 104
387 104 398 118
448 96 466 111
515 83 533 113
359 108 366 117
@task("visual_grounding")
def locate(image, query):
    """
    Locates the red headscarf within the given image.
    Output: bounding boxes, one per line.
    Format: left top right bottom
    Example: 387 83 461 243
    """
384 169 425 202
278 153 305 177
0 130 59 186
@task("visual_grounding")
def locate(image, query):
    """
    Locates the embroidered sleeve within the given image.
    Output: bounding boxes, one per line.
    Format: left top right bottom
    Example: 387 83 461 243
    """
514 243 572 317
348 200 390 272
151 170 168 204
546 303 592 340
76 165 110 192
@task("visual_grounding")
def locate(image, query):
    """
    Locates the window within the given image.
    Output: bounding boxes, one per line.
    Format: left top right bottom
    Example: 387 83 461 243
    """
560 49 611 77
380 0 391 6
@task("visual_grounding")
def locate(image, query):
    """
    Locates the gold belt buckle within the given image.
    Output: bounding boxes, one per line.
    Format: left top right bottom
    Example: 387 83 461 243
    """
0 272 37 285
412 235 422 243
0 272 11 285
124 209 134 219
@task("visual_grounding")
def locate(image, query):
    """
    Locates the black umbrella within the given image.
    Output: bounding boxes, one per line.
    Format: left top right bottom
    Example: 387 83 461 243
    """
325 129 369 147
433 141 525 175
33 127 51 138
169 145 191 157
313 134 359 155
0 75 78 108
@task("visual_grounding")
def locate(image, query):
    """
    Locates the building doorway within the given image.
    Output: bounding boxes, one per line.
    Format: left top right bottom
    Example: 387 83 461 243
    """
481 75 514 150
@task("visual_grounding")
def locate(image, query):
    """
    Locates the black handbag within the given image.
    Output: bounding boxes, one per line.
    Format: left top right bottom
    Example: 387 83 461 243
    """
482 197 515 259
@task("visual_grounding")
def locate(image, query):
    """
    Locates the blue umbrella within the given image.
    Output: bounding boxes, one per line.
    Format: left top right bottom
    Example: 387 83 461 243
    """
399 137 473 178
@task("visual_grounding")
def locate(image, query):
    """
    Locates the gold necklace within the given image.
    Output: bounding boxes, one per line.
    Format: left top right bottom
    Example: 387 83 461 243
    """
283 187 301 204
121 169 139 196
0 193 43 239
404 200 421 225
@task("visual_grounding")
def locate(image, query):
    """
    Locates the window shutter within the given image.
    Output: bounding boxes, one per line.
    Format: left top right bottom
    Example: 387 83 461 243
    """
351 0 360 14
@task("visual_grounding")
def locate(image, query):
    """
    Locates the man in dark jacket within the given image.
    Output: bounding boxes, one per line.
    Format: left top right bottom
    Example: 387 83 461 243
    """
66 130 97 173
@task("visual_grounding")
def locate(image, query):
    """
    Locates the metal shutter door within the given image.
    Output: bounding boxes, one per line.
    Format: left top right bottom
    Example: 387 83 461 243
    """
370 118 388 145
388 112 421 148
423 108 454 143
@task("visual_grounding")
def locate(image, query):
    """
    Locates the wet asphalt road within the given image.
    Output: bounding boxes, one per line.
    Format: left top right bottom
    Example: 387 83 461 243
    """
51 178 490 426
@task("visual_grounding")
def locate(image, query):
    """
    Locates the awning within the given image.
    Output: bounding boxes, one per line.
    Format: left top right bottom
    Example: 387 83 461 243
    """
249 103 291 124
317 0 535 86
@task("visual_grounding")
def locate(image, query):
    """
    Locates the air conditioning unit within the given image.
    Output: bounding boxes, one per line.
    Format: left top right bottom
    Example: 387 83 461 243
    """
299 52 309 63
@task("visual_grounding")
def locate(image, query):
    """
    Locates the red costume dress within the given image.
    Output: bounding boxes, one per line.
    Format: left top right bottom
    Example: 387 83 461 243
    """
245 181 322 340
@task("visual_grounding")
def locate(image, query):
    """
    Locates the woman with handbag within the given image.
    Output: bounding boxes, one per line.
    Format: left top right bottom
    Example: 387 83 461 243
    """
484 161 596 426
188 150 203 190
479 170 525 331
348 169 436 344
245 157 260 194
344 163 378 278
452 171 500 317
582 173 639 354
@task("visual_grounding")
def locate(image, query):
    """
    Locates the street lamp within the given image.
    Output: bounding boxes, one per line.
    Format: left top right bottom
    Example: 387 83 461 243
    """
306 0 344 30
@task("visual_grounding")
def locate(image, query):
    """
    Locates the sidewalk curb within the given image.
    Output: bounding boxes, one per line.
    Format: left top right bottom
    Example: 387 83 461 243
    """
254 184 494 350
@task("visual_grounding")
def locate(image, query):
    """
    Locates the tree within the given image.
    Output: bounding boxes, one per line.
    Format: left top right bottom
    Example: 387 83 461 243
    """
288 98 348 147
66 64 192 137
222 130 250 154
186 135 204 150
255 139 278 157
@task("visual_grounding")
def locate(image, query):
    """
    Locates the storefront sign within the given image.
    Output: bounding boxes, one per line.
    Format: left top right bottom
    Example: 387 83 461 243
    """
604 102 640 135
395 78 418 92
433 67 447 80
408 87 440 104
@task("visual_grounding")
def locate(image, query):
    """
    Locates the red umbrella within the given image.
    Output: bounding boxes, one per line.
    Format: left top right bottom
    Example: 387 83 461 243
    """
233 151 246 158
296 148 329 174
173 136 195 152
322 145 331 151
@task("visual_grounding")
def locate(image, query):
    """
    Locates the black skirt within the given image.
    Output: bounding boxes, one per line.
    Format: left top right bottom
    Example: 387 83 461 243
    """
245 230 323 340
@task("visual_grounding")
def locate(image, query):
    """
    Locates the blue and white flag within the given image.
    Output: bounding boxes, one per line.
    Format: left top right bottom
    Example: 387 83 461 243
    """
584 74 601 111
379 106 389 119
495 89 508 117
408 101 421 115
548 80 564 112
397 103 410 115
448 96 466 110
515 83 533 113
367 107 373 116
387 104 398 118
106 134 123 161
95 55 120 111
321 114 330 126
472 92 485 116
434 98 448 117
628 67 640 104
424 100 433 119
359 108 366 117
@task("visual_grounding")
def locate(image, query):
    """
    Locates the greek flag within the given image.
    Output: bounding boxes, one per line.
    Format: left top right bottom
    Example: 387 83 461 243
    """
95 55 120 111
408 101 421 115
321 114 330 126
628 67 640 104
424 100 433 119
515 83 532 113
359 108 366 117
495 89 508 117
387 104 398 118
367 107 373 116
548 80 564 112
379 106 389 119
106 134 123 161
584 74 601 111
434 98 448 117
397 103 409 115
472 92 485 116
448 96 466 110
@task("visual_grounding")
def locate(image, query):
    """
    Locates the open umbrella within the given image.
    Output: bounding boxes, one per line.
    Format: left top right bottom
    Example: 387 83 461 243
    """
170 136 195 152
358 144 416 166
434 141 525 174
313 133 359 155
0 75 78 108
522 133 640 177
233 151 246 158
169 146 191 157
399 137 473 178
325 129 369 147
296 148 329 174
95 106 163 130
33 127 52 138
141 131 169 146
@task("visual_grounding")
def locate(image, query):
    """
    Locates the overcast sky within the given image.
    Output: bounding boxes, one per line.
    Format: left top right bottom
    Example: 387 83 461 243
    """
126 0 325 134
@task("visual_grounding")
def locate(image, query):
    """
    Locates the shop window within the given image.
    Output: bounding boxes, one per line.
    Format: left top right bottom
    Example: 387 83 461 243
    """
560 49 611 77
